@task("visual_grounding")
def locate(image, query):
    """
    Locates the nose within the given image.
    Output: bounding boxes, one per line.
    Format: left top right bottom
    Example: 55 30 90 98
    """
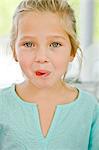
34 47 49 63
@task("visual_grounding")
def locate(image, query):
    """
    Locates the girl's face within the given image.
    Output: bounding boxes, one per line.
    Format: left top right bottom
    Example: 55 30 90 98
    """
14 11 73 89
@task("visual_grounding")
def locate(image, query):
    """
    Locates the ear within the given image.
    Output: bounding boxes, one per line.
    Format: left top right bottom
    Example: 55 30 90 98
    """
69 55 74 62
12 46 18 62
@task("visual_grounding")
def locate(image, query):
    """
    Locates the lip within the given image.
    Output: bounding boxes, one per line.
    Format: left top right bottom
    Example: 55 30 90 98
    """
34 70 51 77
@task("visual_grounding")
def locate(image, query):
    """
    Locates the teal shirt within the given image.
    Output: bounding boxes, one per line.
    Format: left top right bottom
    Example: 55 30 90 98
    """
0 84 99 150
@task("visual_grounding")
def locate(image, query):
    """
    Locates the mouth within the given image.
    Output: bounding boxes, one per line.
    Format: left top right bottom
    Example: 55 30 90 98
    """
35 70 51 77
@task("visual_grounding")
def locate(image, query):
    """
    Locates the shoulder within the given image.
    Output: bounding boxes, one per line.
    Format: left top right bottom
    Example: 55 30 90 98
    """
74 87 99 117
77 87 98 105
0 85 13 97
78 87 99 122
0 85 13 106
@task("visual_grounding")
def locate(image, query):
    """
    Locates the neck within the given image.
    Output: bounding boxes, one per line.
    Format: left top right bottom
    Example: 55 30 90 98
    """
17 79 67 100
15 80 75 105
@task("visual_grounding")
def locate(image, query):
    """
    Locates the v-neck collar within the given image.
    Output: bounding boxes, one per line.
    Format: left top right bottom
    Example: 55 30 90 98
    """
33 104 62 141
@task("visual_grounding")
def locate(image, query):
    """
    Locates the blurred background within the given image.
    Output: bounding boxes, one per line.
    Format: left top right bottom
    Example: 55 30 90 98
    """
0 0 99 100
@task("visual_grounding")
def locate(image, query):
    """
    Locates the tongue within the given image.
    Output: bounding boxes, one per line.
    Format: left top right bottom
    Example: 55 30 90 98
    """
36 72 46 76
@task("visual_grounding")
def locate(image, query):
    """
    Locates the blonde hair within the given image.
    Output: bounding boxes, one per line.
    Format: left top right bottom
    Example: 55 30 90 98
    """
10 0 80 57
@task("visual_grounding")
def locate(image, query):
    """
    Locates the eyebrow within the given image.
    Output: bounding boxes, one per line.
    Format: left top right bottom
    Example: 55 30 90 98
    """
19 35 67 41
49 35 67 40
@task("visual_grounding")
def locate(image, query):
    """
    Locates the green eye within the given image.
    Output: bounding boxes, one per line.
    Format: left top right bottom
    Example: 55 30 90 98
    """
50 42 62 48
24 42 33 47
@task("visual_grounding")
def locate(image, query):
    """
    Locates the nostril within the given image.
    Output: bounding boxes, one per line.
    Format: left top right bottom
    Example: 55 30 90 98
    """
35 60 48 63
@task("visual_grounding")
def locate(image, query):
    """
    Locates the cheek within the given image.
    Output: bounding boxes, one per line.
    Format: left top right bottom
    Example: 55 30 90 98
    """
54 53 70 71
17 53 33 70
20 59 30 69
56 61 68 74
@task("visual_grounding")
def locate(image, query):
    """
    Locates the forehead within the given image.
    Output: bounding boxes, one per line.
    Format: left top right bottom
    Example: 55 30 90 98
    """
17 11 67 37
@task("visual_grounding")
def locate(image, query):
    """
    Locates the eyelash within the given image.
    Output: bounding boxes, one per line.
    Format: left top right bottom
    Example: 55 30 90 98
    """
49 42 62 48
23 41 34 48
23 41 62 48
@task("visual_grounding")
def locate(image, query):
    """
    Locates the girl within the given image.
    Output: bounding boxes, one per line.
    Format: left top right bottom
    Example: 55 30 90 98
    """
0 0 99 149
